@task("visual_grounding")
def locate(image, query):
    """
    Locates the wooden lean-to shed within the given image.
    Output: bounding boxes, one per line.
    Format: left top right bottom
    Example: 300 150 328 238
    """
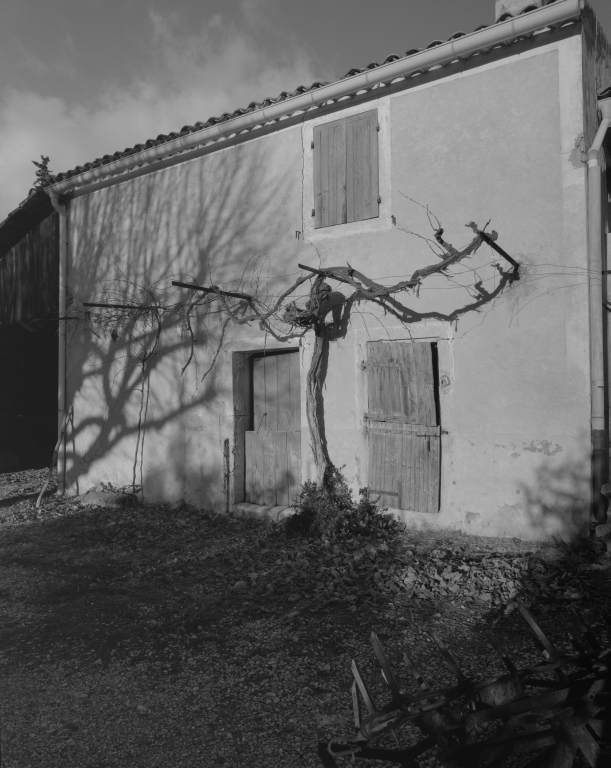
0 189 59 470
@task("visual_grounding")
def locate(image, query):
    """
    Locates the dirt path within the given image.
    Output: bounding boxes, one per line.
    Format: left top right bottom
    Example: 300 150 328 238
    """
0 472 609 767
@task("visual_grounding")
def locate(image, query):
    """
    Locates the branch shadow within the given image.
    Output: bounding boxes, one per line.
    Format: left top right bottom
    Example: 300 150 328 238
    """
64 138 304 502
518 453 594 541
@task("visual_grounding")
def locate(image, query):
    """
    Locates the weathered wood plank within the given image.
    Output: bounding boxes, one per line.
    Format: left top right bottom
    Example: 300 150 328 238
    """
367 111 380 220
330 120 347 227
253 357 266 432
415 343 437 426
379 425 389 505
286 429 301 505
426 435 434 515
288 349 300 430
388 432 402 508
232 352 252 504
267 355 279 432
414 343 426 426
319 123 330 227
233 415 248 503
404 342 418 423
346 110 379 223
270 354 281 432
264 430 278 506
404 431 414 511
274 430 288 506
276 353 291 431
245 432 253 502
245 431 262 504
313 124 323 229
346 114 357 223
429 435 441 513
367 430 382 498
366 418 440 433
422 433 430 514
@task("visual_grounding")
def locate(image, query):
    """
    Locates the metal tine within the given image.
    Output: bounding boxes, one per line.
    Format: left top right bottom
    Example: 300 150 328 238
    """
351 659 376 715
518 603 568 682
351 681 362 733
403 651 431 691
518 603 560 659
567 632 587 657
569 607 601 653
518 745 555 768
485 631 518 674
429 630 468 682
371 632 402 700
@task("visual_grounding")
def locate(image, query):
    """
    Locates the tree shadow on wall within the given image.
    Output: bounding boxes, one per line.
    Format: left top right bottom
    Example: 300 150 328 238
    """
63 138 305 501
518 452 596 542
62 138 523 505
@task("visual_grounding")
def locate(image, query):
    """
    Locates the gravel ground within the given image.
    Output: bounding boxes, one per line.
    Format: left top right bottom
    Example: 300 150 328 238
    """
0 469 610 768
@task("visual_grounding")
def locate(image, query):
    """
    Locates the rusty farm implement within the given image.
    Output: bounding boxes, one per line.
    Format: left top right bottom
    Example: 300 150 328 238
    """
318 603 610 768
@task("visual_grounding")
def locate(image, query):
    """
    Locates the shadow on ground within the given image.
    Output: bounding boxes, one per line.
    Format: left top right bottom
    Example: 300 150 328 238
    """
0 482 610 768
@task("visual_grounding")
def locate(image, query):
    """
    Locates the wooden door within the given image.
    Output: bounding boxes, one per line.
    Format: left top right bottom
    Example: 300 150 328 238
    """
366 341 440 513
245 351 301 506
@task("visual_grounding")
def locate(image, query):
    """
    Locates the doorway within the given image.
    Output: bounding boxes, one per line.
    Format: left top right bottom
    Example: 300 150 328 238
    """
366 340 441 513
233 349 301 506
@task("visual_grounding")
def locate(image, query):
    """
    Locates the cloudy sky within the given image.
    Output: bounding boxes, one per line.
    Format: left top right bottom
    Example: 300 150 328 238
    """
1 0 610 220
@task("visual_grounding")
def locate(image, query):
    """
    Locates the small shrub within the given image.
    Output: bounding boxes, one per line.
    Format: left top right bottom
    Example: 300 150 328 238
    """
285 466 398 541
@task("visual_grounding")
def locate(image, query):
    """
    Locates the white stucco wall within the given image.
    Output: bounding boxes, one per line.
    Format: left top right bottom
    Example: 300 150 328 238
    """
66 32 593 540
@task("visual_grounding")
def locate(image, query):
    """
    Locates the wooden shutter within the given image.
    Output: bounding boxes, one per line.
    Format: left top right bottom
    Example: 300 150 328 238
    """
366 341 440 513
347 110 379 223
313 118 347 228
367 342 436 426
313 109 379 229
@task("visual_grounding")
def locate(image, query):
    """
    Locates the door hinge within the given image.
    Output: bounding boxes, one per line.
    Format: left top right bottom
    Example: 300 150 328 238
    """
311 141 315 149
311 209 316 217
377 195 382 205
377 123 380 132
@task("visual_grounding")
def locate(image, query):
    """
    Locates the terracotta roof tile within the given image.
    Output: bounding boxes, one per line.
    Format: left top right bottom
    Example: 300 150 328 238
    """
32 4 584 188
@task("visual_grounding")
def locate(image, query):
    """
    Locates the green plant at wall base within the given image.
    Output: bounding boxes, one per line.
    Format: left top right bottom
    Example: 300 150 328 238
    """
285 466 399 542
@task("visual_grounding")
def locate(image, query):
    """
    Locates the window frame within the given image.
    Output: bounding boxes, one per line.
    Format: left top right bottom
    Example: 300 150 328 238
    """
302 98 392 240
313 109 380 229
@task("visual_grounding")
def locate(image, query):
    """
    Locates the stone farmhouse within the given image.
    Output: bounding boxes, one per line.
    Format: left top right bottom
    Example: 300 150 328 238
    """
2 0 611 540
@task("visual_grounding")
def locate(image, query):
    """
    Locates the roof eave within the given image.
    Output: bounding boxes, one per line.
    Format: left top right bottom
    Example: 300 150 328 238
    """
48 0 584 198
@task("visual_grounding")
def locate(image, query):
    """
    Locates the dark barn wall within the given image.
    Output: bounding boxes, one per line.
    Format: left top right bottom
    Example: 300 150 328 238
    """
0 323 58 470
0 211 59 470
0 213 59 328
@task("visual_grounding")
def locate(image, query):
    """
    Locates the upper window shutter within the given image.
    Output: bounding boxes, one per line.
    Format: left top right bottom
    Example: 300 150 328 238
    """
313 119 347 228
346 110 379 223
313 109 378 229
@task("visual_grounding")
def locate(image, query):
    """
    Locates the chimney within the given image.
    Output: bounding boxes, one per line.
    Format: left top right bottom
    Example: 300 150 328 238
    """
495 0 556 23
